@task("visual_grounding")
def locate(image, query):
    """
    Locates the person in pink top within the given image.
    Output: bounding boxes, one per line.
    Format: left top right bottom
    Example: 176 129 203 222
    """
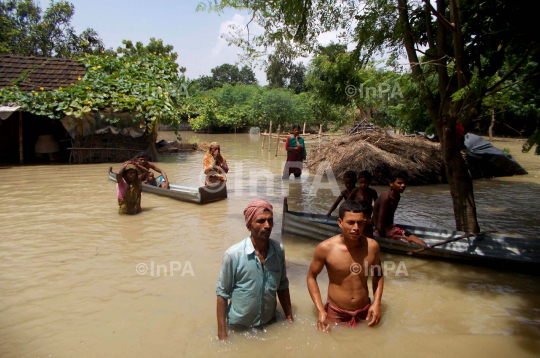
116 161 147 215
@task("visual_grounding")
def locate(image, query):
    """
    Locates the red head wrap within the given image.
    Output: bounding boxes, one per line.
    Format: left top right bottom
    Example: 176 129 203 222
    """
243 200 273 229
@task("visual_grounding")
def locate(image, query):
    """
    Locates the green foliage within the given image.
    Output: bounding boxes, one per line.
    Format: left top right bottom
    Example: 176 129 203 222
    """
196 63 257 91
117 38 178 61
0 49 188 130
1 0 107 57
502 148 510 154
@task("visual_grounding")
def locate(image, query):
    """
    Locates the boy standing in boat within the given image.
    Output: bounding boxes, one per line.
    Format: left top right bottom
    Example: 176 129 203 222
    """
326 171 357 217
136 152 170 189
347 171 378 205
307 200 383 330
373 172 427 246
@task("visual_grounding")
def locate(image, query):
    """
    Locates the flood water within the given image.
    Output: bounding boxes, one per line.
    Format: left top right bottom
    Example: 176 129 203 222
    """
1 131 540 357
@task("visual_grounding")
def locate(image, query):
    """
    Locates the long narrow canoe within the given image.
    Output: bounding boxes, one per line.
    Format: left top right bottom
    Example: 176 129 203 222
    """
281 197 540 271
108 167 227 204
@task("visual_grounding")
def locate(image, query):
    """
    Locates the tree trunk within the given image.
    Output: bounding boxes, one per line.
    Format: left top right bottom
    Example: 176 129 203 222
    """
488 108 495 141
398 0 480 233
439 119 480 233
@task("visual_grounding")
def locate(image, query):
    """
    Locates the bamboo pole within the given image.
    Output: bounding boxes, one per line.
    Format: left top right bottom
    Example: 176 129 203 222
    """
261 130 267 149
275 124 281 156
319 124 323 143
303 122 306 135
268 121 273 152
18 111 23 164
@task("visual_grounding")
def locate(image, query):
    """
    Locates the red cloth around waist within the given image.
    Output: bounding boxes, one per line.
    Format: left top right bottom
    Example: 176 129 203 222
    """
324 300 371 328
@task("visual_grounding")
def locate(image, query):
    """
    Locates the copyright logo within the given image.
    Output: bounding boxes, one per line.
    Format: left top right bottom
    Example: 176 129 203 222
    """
350 263 362 275
345 85 357 97
136 263 148 275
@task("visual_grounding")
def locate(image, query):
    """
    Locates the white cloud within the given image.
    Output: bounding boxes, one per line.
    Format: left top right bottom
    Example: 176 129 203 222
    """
211 14 246 56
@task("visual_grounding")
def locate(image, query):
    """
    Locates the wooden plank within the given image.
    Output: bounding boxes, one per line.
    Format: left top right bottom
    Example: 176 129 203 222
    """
18 111 23 164
275 124 281 156
268 121 272 152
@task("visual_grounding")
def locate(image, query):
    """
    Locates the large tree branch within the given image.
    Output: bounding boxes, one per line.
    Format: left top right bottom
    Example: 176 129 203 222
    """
425 0 455 32
486 51 529 92
397 0 439 122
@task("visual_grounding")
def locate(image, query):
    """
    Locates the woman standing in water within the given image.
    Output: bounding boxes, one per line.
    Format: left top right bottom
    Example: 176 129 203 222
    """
116 161 147 215
283 124 307 179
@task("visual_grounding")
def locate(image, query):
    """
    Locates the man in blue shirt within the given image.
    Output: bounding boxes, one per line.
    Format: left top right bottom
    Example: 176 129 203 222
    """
216 200 293 339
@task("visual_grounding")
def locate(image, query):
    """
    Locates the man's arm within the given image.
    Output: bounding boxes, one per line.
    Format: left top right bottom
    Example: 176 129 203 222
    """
306 244 330 332
216 252 234 340
148 163 169 182
277 288 293 322
367 244 383 327
377 196 390 237
216 296 228 340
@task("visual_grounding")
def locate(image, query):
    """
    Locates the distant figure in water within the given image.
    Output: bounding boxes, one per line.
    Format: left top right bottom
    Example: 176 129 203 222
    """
216 200 293 340
136 152 170 189
307 200 383 330
373 172 427 246
116 161 147 215
203 142 228 185
283 124 306 179
327 170 357 217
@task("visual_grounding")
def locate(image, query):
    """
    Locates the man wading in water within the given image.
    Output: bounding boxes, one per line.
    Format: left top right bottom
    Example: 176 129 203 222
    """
307 200 383 330
216 200 293 339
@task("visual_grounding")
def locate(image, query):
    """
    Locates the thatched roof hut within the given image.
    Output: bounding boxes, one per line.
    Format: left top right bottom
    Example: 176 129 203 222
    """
305 131 445 185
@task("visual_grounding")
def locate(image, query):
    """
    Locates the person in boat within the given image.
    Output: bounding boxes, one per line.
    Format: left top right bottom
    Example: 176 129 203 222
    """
136 152 170 189
326 170 357 217
372 172 427 246
143 171 157 186
347 170 378 205
116 161 147 215
216 200 293 340
282 124 307 179
307 200 383 330
203 142 229 186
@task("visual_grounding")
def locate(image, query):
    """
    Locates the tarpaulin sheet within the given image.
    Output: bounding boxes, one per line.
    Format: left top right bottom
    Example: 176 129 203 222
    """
464 133 528 177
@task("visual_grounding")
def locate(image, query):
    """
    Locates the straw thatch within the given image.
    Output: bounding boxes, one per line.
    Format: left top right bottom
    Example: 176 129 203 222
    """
305 131 445 185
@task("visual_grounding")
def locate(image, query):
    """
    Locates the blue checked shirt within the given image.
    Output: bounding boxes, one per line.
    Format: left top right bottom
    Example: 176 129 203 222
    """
216 237 289 327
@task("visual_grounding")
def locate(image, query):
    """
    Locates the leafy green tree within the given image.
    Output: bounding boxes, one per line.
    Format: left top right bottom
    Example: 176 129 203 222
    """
202 0 540 232
196 63 257 90
266 42 308 93
0 0 105 57
117 37 177 61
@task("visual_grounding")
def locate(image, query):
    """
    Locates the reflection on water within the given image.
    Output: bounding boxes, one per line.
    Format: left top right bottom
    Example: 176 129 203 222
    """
0 132 539 357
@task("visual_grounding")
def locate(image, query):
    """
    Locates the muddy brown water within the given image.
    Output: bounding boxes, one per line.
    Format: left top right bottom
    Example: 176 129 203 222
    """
1 132 539 357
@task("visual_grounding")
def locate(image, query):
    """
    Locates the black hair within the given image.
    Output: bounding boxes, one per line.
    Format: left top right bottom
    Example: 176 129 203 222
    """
292 124 301 130
137 152 149 159
358 170 373 181
389 170 408 183
343 170 357 182
338 200 373 219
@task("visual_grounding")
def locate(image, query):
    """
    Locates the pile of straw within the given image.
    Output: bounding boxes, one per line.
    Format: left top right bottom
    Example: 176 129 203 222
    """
305 132 445 185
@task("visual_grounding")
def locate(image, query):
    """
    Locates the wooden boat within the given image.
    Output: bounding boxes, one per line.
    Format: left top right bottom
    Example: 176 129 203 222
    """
281 197 540 271
108 167 227 204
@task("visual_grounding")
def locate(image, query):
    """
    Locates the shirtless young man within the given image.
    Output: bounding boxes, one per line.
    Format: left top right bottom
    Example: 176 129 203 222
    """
373 173 427 246
307 200 383 330
136 152 170 189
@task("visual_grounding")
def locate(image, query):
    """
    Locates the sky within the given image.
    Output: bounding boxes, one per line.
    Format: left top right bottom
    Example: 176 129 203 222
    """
66 0 270 84
66 0 348 85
